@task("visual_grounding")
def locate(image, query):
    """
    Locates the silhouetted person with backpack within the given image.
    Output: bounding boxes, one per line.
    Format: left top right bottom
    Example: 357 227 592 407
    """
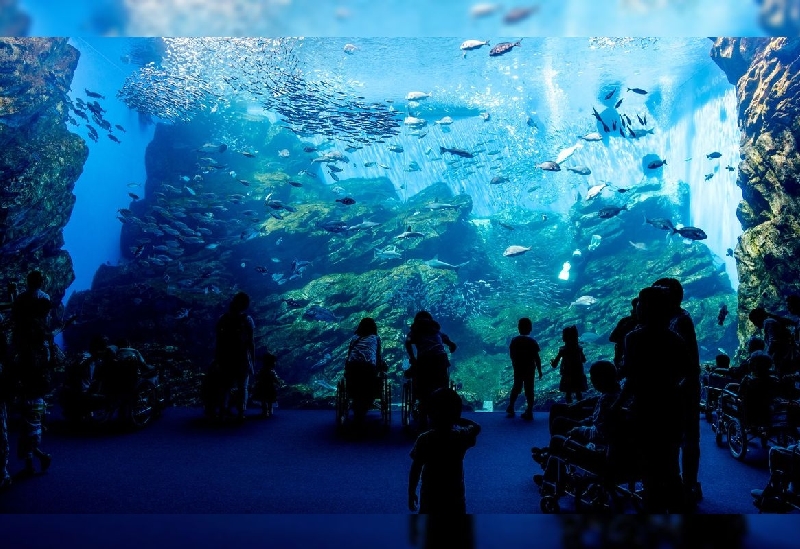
216 292 255 422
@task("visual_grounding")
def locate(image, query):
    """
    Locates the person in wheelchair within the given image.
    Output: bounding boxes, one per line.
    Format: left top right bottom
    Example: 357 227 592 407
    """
344 317 384 425
533 360 621 484
61 335 117 419
727 337 767 382
737 351 782 428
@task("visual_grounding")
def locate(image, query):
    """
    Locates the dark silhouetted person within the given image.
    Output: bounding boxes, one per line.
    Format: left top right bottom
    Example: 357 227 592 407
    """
612 285 691 513
728 337 768 381
405 311 457 431
749 306 797 377
653 276 702 507
551 325 587 403
215 292 255 422
252 353 282 418
0 309 11 489
345 317 383 425
609 297 639 376
532 360 621 479
408 387 480 514
506 317 542 420
10 271 53 476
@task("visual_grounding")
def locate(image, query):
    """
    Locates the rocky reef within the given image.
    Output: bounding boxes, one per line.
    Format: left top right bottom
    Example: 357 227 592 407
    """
0 38 88 312
711 37 800 347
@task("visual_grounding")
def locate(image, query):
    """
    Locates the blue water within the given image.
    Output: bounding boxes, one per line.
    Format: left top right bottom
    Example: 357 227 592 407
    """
59 36 744 299
21 0 765 37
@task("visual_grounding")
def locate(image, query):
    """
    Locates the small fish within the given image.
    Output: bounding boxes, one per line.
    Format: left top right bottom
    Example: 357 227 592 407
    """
537 161 560 171
241 151 257 158
490 176 508 185
303 146 317 153
336 197 356 205
489 40 521 57
388 145 404 153
673 226 707 240
598 205 627 219
604 88 616 100
503 6 539 24
628 87 648 95
85 88 105 99
460 39 490 51
288 181 303 187
704 173 714 181
570 295 598 308
128 192 140 201
580 132 603 142
645 217 675 232
718 303 729 326
636 114 645 125
239 179 250 186
343 43 358 54
497 221 515 231
503 245 530 257
726 248 734 257
725 165 735 171
440 146 473 158
115 124 126 132
707 152 722 159
647 158 667 169
278 149 290 157
364 161 376 168
615 98 623 109
629 241 648 251
127 182 141 188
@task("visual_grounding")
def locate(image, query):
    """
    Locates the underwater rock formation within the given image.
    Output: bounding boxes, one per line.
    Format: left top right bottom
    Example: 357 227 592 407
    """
0 38 87 309
711 37 800 346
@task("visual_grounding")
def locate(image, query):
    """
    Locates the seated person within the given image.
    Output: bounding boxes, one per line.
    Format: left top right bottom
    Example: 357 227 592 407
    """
739 352 782 427
752 443 800 508
61 335 117 417
728 337 767 381
702 353 734 402
344 317 382 423
533 361 621 483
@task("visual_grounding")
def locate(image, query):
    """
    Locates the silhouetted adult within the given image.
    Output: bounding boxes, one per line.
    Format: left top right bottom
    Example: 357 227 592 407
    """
608 297 639 376
652 277 701 507
0 309 11 489
345 317 383 425
10 270 53 475
612 285 691 513
404 311 457 431
215 292 255 421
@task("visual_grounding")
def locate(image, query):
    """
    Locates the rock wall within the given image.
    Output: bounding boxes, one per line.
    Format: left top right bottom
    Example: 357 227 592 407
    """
711 37 800 346
0 38 88 309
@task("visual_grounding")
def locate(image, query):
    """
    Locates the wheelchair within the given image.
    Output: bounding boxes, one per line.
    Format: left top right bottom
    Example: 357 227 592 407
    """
751 444 800 513
335 371 391 432
700 368 735 423
534 433 644 514
60 366 166 428
400 378 457 431
711 381 798 461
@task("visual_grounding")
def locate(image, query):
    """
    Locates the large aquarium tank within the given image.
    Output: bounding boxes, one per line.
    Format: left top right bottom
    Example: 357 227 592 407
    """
4 36 745 409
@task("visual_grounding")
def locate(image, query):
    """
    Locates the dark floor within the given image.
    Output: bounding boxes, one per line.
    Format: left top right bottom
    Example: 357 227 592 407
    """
0 403 781 514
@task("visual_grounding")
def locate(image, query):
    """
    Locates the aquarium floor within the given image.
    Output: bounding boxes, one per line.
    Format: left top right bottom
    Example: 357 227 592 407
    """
0 408 771 514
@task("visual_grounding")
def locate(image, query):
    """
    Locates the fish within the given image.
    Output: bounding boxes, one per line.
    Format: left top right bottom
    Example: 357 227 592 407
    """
489 40 522 57
704 173 714 181
503 245 531 257
241 151 257 158
426 202 462 210
405 91 431 101
388 145 404 153
343 43 358 54
469 2 502 18
673 226 707 240
374 245 403 261
580 132 603 142
556 142 583 164
629 241 648 251
591 107 602 122
460 39 490 51
725 165 735 171
647 158 667 169
718 303 729 326
319 221 349 233
645 216 675 232
490 176 508 185
440 146 474 158
628 87 648 95
604 88 616 100
85 88 105 99
726 248 734 257
707 152 722 159
282 298 308 309
364 161 376 168
566 166 591 176
601 121 610 133
303 146 317 153
570 295 598 308
328 164 343 173
424 256 468 271
503 6 539 24
497 221 515 231
619 127 626 138
115 124 126 132
615 98 623 109
197 142 227 153
288 181 303 187
585 183 607 200
598 205 627 219
108 134 121 143
537 161 561 171
404 116 427 127
278 149 290 157
128 192 140 201
335 197 356 205
435 116 454 125
303 305 341 322
348 219 382 231
396 226 425 239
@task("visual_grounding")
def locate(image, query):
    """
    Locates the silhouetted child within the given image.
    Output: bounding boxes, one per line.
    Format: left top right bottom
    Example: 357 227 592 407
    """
408 387 481 514
551 325 587 403
252 353 283 418
506 317 542 420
